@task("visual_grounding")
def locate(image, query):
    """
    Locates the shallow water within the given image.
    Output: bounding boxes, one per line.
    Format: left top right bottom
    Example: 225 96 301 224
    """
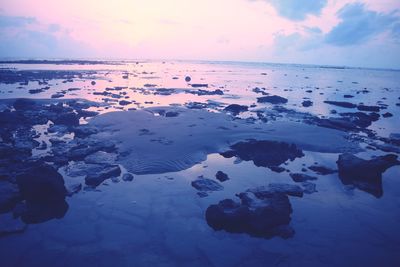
0 60 399 267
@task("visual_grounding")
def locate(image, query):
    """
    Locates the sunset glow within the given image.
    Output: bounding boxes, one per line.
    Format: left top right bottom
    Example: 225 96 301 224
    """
1 0 399 68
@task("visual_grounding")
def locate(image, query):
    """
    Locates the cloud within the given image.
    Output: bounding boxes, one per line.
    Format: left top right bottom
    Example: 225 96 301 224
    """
264 0 327 21
0 15 36 28
0 15 92 58
325 3 399 46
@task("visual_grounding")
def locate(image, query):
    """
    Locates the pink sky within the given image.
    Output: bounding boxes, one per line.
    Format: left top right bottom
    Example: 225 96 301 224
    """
1 0 399 68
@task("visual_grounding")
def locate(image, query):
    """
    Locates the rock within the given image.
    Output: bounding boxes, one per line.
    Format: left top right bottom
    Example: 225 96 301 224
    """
337 153 400 198
65 162 106 177
0 213 27 236
289 173 318 182
382 112 393 118
302 100 313 107
302 182 317 194
191 177 223 192
260 183 304 197
269 166 286 173
165 111 179 117
0 180 20 212
389 133 400 145
15 161 69 223
122 173 134 182
308 165 337 175
84 151 117 165
73 125 99 138
215 171 229 182
205 183 302 239
221 140 304 168
16 162 67 203
324 101 356 108
51 93 64 98
357 105 380 112
257 95 288 104
224 104 248 115
85 165 121 186
119 100 132 106
53 112 80 126
190 89 223 95
66 183 82 196
191 84 208 88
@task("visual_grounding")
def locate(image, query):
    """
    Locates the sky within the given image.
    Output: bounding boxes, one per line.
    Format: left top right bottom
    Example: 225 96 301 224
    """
0 0 399 68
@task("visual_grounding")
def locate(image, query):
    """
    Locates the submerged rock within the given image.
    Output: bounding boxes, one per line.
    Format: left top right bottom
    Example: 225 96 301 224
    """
205 183 302 239
337 153 400 198
308 165 337 175
122 173 134 182
302 182 317 194
324 101 356 108
221 140 304 169
191 177 223 192
289 173 318 182
257 95 288 104
85 165 121 186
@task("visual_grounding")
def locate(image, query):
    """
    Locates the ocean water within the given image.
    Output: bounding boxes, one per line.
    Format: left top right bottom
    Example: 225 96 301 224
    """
0 60 399 267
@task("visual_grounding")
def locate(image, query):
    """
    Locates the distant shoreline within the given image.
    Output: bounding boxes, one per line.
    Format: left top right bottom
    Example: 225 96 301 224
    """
0 58 399 72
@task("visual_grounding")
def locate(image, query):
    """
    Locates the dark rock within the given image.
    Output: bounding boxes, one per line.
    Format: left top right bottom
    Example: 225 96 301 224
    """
28 88 46 94
205 183 302 239
324 101 356 108
190 89 223 96
15 161 69 223
119 100 132 106
224 104 248 115
122 173 134 182
53 112 80 126
308 165 337 175
165 111 179 117
382 112 393 118
85 165 121 186
191 84 208 88
269 166 286 173
289 173 318 182
257 95 288 104
215 171 229 182
16 162 67 203
389 133 400 145
221 140 304 168
302 100 313 107
357 105 380 112
191 177 223 192
337 153 400 198
51 93 64 98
